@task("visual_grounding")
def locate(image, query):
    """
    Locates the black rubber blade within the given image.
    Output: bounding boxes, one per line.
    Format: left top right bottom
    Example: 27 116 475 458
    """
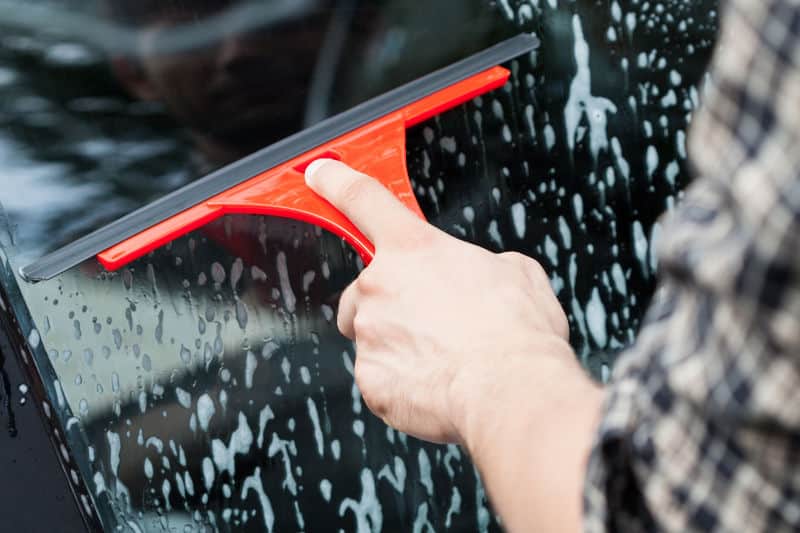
21 33 539 282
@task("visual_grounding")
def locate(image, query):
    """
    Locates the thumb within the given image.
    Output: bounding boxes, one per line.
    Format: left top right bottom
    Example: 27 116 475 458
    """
305 159 423 248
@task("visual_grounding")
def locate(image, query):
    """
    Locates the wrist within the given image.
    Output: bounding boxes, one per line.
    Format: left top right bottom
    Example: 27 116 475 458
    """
449 339 606 532
448 336 602 456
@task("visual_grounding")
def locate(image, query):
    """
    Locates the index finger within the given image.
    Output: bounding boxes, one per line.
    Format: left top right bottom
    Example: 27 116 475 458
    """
304 159 423 247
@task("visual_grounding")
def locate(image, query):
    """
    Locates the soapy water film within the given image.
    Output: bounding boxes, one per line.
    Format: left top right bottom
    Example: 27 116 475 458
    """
0 0 719 531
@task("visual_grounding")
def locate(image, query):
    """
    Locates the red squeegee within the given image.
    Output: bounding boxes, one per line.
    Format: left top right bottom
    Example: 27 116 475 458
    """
21 34 539 282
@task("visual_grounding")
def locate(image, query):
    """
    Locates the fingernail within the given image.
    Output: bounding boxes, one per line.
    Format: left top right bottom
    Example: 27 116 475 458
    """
305 158 334 187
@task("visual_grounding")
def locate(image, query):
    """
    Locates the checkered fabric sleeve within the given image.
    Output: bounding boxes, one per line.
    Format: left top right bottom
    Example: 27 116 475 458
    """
583 1 800 531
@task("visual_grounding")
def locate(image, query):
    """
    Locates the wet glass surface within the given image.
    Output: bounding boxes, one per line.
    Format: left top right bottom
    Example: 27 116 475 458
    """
17 217 492 531
0 0 719 531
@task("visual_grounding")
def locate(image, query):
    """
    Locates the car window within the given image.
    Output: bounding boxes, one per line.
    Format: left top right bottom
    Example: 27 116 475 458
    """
0 0 719 531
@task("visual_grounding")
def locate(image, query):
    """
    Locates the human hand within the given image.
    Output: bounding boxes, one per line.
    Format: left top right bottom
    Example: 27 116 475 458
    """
305 159 582 447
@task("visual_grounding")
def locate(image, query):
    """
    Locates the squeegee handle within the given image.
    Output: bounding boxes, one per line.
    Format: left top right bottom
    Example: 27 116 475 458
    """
96 66 510 271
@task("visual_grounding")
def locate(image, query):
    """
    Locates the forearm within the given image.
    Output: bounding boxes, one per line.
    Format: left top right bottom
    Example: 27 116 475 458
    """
455 339 605 532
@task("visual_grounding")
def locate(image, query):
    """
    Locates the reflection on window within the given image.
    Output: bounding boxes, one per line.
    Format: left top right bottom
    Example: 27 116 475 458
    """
0 0 718 530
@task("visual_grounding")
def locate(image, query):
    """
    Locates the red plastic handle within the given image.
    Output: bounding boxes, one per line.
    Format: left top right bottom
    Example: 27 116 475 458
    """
97 66 510 271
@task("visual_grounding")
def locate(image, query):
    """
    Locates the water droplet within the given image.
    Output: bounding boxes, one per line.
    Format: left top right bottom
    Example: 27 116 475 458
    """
231 258 243 291
211 262 226 284
179 345 191 364
235 301 248 331
175 388 192 409
112 329 122 350
27 329 40 349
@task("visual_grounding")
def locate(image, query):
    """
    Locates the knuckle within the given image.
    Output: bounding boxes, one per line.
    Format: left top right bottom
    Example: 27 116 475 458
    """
336 311 353 337
351 311 374 337
507 252 547 281
500 251 526 264
338 282 357 310
355 267 382 294
337 176 373 207
525 258 548 280
498 252 535 284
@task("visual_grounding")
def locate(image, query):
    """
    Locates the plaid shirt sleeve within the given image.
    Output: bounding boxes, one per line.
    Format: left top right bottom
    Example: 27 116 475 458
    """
583 1 800 531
